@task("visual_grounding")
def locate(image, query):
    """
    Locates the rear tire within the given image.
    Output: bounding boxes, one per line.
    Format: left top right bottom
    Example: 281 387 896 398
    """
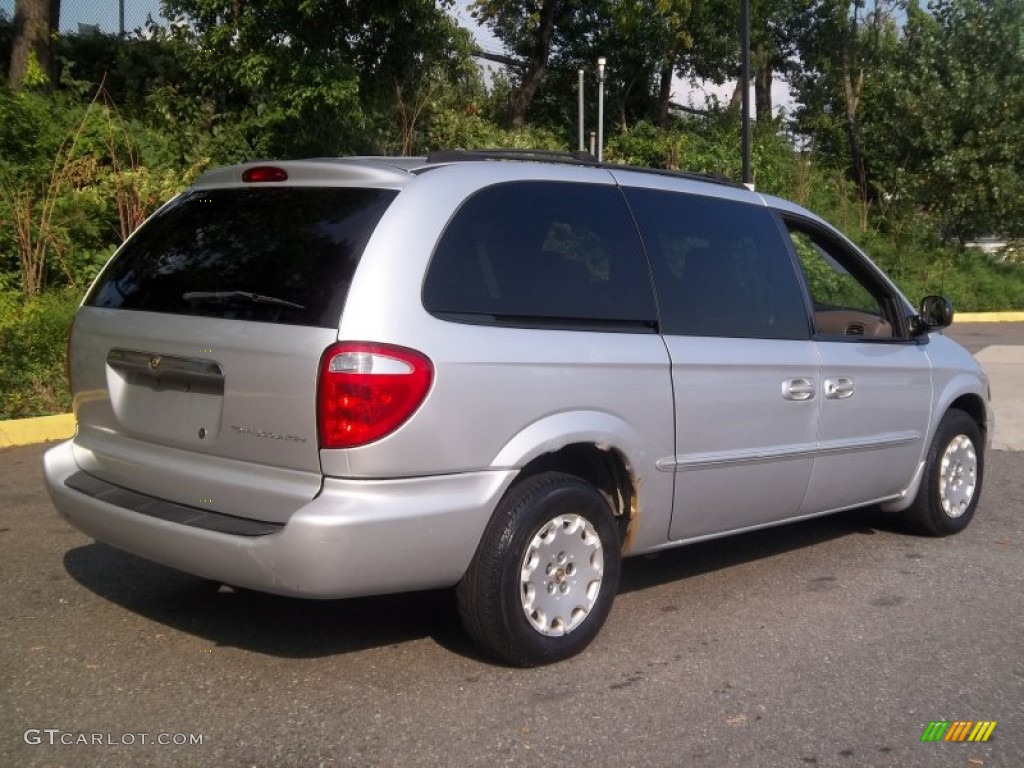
903 409 984 536
456 472 622 666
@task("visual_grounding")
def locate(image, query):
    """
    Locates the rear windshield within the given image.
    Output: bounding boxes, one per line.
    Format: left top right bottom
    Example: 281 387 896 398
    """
86 186 397 328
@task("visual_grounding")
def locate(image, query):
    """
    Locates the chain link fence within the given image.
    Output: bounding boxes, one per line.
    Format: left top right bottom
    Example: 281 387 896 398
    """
0 1 168 36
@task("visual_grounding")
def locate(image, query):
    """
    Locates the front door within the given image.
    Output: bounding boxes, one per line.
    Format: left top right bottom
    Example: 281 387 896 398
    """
780 219 932 514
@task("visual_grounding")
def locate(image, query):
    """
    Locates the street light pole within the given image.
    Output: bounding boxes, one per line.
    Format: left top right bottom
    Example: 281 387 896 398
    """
596 57 606 162
740 0 752 187
578 69 585 152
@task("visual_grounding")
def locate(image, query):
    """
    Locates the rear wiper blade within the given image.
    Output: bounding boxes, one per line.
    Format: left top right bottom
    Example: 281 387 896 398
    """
182 291 305 311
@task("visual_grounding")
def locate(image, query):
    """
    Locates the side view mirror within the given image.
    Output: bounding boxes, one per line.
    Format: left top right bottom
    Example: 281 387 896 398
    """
913 295 954 335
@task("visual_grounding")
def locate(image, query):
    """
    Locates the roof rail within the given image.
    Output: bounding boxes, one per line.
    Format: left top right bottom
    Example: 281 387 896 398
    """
426 148 600 166
424 147 743 189
624 166 742 188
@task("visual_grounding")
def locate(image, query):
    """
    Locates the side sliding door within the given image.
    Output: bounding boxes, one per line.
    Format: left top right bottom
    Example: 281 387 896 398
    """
622 181 820 542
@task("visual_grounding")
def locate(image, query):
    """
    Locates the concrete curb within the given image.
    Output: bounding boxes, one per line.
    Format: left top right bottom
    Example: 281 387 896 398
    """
956 311 1024 323
0 413 76 449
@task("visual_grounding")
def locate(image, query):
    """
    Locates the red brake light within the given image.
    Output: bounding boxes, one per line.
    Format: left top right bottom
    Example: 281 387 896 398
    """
317 342 433 449
242 166 288 183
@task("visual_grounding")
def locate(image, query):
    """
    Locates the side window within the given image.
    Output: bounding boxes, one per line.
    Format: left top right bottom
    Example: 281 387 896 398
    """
623 188 809 340
423 181 656 329
784 222 897 339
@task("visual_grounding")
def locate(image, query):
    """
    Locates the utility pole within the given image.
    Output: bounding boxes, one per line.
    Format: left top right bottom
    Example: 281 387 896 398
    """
596 57 606 162
740 0 752 187
577 69 585 152
119 0 125 35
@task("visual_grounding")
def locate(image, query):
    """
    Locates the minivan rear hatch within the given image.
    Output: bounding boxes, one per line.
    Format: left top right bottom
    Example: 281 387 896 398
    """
69 178 399 522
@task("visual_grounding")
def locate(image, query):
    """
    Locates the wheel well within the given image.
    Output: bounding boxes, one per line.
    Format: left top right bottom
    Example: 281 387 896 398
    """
515 443 638 551
947 394 987 438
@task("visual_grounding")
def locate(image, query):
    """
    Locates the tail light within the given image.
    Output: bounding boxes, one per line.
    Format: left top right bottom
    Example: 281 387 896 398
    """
317 342 433 449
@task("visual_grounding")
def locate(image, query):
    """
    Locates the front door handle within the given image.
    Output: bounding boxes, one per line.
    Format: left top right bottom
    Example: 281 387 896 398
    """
824 377 855 399
782 378 816 401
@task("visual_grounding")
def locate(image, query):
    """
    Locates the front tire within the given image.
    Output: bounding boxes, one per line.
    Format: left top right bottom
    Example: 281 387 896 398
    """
456 472 622 666
903 409 984 536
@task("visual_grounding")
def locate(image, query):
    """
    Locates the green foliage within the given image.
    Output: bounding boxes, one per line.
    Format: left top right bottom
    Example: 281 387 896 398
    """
606 115 796 190
862 0 1024 242
157 0 479 160
425 106 566 151
0 284 79 418
21 51 50 88
789 0 1024 244
0 85 194 296
57 29 193 118
909 248 1024 312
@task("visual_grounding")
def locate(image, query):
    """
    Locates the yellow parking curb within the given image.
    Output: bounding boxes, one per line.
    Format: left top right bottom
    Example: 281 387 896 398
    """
0 413 76 449
956 311 1024 323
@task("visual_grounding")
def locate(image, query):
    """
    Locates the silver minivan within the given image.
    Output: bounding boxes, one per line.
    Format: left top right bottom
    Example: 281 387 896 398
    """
44 150 992 665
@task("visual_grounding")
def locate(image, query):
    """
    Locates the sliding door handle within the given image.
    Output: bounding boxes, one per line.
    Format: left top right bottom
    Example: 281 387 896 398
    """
782 378 816 401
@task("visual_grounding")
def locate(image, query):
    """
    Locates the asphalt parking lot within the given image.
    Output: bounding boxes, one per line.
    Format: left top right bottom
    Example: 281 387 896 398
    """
1 323 1021 768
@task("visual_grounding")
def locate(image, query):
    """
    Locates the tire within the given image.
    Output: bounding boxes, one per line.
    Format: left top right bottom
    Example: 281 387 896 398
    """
903 409 984 536
456 471 622 666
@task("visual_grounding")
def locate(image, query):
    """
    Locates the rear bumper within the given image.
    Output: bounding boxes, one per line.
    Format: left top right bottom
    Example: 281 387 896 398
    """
43 439 515 598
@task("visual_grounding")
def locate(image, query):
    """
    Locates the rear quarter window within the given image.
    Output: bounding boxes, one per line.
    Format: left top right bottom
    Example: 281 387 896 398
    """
86 187 397 328
422 181 657 331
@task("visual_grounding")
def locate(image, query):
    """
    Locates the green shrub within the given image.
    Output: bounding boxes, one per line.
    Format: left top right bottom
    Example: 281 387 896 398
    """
0 286 80 418
425 107 566 152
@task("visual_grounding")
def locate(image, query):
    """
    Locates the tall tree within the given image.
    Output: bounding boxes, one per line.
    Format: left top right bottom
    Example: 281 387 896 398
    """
861 0 1024 241
610 0 696 127
789 0 898 199
160 0 475 158
690 0 794 124
471 0 583 126
750 0 798 123
509 0 735 131
8 0 59 89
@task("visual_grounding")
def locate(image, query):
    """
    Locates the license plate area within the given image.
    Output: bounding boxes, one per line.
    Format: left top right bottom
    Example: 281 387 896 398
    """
106 348 225 444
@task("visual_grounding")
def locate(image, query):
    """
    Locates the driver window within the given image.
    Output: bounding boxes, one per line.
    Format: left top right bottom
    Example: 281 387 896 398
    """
786 225 894 339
